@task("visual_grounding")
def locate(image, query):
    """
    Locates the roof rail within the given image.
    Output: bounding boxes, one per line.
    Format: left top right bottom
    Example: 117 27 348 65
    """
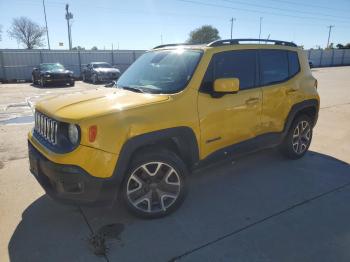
208 39 297 47
153 43 189 49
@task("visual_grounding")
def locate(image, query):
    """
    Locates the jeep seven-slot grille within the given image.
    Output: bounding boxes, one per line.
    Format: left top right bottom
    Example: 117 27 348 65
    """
34 111 58 145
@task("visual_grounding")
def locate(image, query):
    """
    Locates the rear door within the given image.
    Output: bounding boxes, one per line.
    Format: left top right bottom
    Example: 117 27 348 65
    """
198 49 263 159
258 49 300 134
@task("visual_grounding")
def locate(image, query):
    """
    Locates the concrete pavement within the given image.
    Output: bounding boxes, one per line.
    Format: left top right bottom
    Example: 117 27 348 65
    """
0 67 349 262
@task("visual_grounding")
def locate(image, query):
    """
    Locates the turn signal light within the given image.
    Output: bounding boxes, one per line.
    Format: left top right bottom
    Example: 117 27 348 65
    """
89 125 97 142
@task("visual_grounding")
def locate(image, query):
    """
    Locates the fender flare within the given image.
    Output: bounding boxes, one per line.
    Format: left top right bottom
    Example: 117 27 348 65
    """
283 99 319 137
112 126 199 185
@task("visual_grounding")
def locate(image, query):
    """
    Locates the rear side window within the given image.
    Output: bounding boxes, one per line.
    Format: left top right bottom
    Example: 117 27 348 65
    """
288 51 300 77
201 50 257 92
259 50 289 86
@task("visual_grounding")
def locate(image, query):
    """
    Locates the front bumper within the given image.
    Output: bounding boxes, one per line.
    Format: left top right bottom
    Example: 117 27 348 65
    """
28 141 119 206
97 74 118 81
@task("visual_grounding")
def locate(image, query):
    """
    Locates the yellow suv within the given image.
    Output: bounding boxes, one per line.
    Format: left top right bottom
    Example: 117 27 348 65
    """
28 39 319 218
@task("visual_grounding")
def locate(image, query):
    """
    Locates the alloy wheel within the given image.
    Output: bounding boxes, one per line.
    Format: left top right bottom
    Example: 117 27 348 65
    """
126 162 181 214
292 120 311 154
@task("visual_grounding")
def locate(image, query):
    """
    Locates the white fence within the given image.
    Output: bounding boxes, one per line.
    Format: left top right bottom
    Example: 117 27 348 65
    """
307 49 350 67
1 48 350 82
0 49 145 82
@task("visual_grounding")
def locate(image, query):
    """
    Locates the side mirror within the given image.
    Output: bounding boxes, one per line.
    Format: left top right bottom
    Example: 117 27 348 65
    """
213 78 240 94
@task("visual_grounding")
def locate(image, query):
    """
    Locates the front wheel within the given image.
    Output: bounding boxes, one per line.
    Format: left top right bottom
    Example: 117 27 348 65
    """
92 74 98 84
122 149 187 218
32 75 38 85
40 77 46 88
279 115 313 159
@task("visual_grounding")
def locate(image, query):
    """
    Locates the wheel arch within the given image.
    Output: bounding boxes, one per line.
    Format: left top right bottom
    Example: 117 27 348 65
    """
283 99 319 137
112 126 199 185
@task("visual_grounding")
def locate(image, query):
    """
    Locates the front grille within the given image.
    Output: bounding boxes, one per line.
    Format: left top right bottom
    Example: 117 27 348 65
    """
51 73 69 80
34 111 58 145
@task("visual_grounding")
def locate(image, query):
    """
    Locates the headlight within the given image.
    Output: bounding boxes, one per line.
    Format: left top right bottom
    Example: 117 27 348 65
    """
44 74 51 78
68 124 79 145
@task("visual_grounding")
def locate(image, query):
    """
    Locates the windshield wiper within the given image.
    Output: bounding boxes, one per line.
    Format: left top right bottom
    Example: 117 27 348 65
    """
118 85 145 93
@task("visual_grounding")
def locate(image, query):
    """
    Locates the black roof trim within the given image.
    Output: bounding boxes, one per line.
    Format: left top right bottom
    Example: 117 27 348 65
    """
207 39 297 47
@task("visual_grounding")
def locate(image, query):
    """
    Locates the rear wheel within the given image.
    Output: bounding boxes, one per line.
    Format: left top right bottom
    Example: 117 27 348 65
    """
280 115 313 159
122 149 187 218
82 73 86 82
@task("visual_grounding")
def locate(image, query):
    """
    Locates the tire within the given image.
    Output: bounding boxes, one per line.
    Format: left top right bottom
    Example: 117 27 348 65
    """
279 114 313 159
69 80 75 87
122 148 188 218
32 75 38 85
40 77 46 88
92 74 98 84
82 73 86 82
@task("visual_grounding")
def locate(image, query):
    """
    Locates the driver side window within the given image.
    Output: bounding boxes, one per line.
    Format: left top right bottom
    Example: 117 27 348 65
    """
200 50 257 93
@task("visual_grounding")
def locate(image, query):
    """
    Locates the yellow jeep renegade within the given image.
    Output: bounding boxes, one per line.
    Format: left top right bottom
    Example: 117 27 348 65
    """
28 39 319 218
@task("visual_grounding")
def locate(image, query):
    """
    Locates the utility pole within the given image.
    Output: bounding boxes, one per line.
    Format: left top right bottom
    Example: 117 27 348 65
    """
326 25 335 49
65 4 73 50
259 17 263 42
160 33 163 45
230 17 236 39
42 0 50 50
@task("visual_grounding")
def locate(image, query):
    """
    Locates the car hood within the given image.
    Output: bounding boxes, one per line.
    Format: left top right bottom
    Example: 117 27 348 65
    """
35 88 169 121
94 68 120 73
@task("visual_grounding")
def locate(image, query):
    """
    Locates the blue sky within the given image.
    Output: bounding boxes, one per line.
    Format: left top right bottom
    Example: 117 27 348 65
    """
0 0 349 50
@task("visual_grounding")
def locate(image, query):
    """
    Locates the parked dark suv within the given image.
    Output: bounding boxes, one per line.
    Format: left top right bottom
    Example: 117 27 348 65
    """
32 63 75 87
82 62 121 84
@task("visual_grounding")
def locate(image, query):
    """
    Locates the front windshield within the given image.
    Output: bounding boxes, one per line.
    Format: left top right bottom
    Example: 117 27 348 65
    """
41 63 64 70
93 63 112 68
116 49 202 94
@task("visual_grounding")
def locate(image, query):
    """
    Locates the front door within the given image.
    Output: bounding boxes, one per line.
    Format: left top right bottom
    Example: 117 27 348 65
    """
198 49 262 159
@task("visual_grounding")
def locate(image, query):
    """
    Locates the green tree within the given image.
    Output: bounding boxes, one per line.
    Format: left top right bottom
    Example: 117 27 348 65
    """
336 43 344 49
7 17 46 49
91 46 98 50
72 46 85 50
187 25 220 44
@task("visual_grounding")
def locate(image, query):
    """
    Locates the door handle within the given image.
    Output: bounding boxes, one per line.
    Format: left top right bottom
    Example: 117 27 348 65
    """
286 88 298 94
245 98 260 105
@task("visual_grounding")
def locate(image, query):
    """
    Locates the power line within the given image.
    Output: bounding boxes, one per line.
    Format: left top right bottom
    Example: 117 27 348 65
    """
221 0 350 21
177 0 350 24
263 0 350 14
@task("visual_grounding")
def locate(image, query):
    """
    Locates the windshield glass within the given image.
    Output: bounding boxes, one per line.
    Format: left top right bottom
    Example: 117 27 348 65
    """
116 49 202 94
40 63 65 70
93 63 112 68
